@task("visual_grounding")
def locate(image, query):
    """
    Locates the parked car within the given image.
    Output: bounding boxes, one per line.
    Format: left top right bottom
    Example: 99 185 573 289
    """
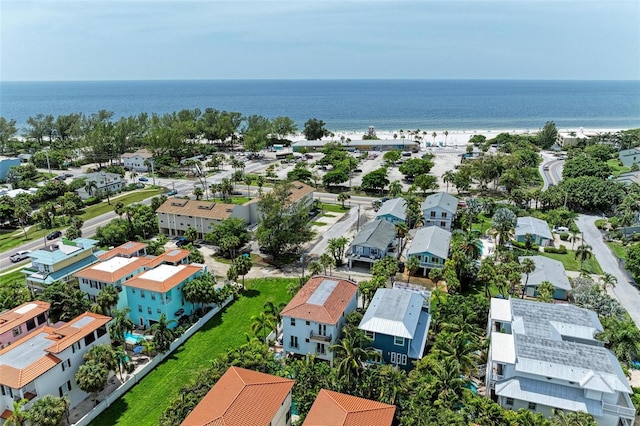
46 230 62 240
138 177 149 182
54 175 66 181
381 197 390 203
10 250 31 262
231 190 243 196
167 190 178 196
176 237 188 247
174 308 185 317
64 173 74 178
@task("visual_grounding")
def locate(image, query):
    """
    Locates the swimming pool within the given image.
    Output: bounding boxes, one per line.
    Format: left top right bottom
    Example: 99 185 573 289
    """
124 331 150 345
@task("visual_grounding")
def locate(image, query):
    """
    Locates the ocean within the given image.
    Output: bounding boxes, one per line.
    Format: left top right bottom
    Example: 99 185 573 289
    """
1 79 639 132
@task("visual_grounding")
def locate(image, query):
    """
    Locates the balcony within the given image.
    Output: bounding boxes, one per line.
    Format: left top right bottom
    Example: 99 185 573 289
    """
309 331 332 342
602 402 636 418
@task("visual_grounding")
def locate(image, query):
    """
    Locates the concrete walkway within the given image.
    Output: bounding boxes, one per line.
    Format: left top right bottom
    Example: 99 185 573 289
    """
576 214 640 327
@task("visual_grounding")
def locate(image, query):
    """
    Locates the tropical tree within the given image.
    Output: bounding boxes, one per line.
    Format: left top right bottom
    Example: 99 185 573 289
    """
490 207 517 247
319 252 335 275
308 260 322 276
251 312 275 342
6 398 29 426
432 330 480 377
329 328 380 389
456 231 482 260
599 317 640 364
75 360 109 406
406 256 421 284
600 272 617 292
193 186 204 200
183 273 217 312
96 285 119 315
113 346 128 380
550 409 597 426
575 243 593 271
151 313 177 353
27 395 70 426
395 222 409 256
520 258 536 298
388 180 403 198
108 307 135 344
84 180 98 197
14 197 31 239
537 281 555 303
327 237 349 266
336 192 350 208
231 254 253 290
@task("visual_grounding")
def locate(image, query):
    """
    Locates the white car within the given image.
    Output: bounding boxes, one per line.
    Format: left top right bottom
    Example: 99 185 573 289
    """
10 250 31 262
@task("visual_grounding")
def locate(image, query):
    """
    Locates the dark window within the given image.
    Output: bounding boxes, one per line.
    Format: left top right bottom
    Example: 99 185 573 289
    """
37 312 46 325
26 318 36 331
96 325 107 338
84 332 96 346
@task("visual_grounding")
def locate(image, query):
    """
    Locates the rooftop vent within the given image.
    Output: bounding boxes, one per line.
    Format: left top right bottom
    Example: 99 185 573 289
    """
197 204 215 210
171 200 188 207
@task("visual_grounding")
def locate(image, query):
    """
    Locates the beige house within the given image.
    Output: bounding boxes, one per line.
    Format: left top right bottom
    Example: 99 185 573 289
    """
156 199 250 239
122 149 153 172
74 172 125 200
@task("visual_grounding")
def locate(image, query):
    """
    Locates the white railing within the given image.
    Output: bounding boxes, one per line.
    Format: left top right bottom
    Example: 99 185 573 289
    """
602 402 636 418
71 295 233 426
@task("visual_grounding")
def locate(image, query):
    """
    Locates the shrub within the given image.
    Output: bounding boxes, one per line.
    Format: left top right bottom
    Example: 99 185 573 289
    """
83 197 100 206
559 232 570 241
544 246 568 254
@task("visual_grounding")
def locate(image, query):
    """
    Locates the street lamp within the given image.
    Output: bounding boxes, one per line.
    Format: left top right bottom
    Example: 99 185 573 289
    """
44 148 51 176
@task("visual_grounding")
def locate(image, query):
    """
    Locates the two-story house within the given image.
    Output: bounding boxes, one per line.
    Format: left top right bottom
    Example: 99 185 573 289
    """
98 241 148 261
303 389 396 426
122 149 153 172
122 262 206 328
406 226 452 276
74 172 125 200
374 198 406 225
281 276 358 364
347 219 396 269
421 192 458 231
22 238 101 291
358 287 431 370
519 256 571 300
485 298 635 426
0 312 112 418
181 366 295 426
0 301 50 350
515 217 553 247
619 147 640 168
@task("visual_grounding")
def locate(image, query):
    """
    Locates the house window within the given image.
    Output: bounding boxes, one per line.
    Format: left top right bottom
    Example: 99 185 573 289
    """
147 307 152 314
96 325 107 338
84 332 96 346
305 321 310 326
316 343 326 355
365 330 374 339
58 381 72 397
26 318 36 331
151 293 156 301
440 221 446 227
141 290 145 298
394 336 404 346
290 335 299 349
390 352 397 364
290 318 296 326
157 309 161 314
506 398 514 406
528 402 536 411
138 305 142 313
37 313 46 325
400 354 407 365
441 212 447 218
430 211 436 218
12 326 21 337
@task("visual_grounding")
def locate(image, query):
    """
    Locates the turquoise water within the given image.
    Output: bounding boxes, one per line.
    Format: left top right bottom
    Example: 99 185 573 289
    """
124 331 145 344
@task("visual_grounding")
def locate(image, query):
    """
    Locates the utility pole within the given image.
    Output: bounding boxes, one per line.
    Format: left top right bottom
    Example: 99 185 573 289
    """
357 204 361 232
44 149 51 176
150 159 156 186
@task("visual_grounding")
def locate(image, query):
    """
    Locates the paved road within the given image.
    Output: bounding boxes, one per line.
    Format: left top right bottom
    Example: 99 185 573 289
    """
577 214 640 326
539 152 564 190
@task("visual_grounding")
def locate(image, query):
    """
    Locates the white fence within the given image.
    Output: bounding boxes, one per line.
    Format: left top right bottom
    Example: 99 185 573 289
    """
72 296 234 426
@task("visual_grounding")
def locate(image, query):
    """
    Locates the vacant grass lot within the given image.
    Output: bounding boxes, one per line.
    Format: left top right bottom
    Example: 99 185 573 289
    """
0 269 26 287
80 188 163 219
607 242 627 259
540 251 603 275
90 277 295 426
320 202 350 213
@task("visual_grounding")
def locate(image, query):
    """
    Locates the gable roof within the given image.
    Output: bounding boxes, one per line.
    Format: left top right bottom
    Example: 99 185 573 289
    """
0 301 50 336
98 241 148 260
421 192 458 214
281 276 358 324
156 199 238 220
374 198 406 221
407 226 452 259
359 288 426 339
144 248 191 268
74 255 149 283
0 312 111 388
518 256 571 291
123 263 203 293
515 216 552 240
287 180 314 204
122 149 153 159
181 366 294 426
303 389 395 426
350 220 396 251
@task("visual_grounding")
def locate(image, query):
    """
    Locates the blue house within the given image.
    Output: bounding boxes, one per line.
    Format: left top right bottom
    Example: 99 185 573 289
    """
374 198 406 225
347 220 396 269
358 287 431 370
515 217 553 246
122 263 206 329
0 157 21 181
406 226 452 276
519 255 571 300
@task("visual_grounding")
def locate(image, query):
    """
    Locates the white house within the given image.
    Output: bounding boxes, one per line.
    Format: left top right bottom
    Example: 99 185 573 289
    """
421 192 458 231
485 298 635 426
74 172 125 200
122 149 153 172
281 276 358 364
0 312 112 419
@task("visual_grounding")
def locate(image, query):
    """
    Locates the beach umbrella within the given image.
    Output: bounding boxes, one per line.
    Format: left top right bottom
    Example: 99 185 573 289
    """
133 346 144 354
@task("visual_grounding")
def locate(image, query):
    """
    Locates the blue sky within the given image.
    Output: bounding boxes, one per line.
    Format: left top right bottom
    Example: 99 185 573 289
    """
1 1 639 81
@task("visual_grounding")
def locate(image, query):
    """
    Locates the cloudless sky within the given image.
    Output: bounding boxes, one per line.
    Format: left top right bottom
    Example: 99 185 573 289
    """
1 0 639 81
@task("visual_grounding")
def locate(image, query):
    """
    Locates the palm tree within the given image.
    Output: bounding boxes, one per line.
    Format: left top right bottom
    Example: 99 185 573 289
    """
83 344 118 376
489 207 517 247
256 175 265 195
520 258 536 298
244 175 253 197
308 260 322 276
108 307 135 344
263 301 285 339
600 272 617 292
96 285 119 315
6 398 29 426
319 253 335 276
395 222 409 256
250 312 275 342
456 231 481 260
406 256 421 283
84 180 98 197
569 229 580 250
422 357 467 409
443 130 449 146
537 281 555 303
150 313 177 353
442 170 455 194
14 197 31 239
113 201 125 218
232 254 253 290
219 178 233 200
75 360 108 406
575 243 593 271
28 395 70 426
337 192 350 208
113 346 128 380
183 273 217 313
432 131 437 145
432 330 480 377
193 186 204 200
388 180 403 198
329 328 380 388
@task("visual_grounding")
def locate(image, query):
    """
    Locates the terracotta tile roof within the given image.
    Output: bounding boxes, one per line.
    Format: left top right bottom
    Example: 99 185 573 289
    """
1 409 13 419
0 312 110 388
181 366 294 426
156 199 236 220
144 249 191 268
0 301 50 335
98 241 149 260
123 264 203 293
303 389 396 426
281 276 358 324
74 256 150 283
287 181 314 204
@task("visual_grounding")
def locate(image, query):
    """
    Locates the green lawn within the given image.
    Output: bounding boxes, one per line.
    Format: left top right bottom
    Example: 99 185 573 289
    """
312 221 328 226
80 188 164 219
320 202 350 213
607 242 627 259
0 269 26 287
540 251 603 274
607 158 631 176
90 277 295 426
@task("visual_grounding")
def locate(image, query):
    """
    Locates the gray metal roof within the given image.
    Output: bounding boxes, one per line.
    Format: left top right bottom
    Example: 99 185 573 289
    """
358 288 429 339
307 279 339 306
518 256 571 291
407 226 452 259
515 216 553 240
420 192 458 214
350 219 396 251
495 377 603 416
375 198 406 221
0 332 52 369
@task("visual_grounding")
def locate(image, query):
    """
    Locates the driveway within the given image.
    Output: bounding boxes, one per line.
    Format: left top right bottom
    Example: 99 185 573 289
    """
577 214 640 326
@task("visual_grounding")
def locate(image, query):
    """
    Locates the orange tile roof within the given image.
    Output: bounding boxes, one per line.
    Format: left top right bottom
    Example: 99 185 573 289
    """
74 256 150 283
303 389 395 426
181 366 294 426
156 199 237 220
281 276 358 324
1 409 12 419
0 301 50 335
144 248 191 268
0 312 110 388
98 241 148 260
123 264 203 293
